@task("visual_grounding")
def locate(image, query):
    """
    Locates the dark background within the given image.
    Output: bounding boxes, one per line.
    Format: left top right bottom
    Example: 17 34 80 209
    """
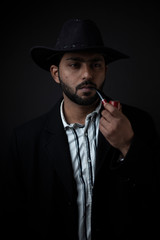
1 2 160 179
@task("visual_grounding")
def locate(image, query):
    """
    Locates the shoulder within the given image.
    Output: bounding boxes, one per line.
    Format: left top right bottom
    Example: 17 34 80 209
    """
122 102 151 118
121 102 159 144
14 98 62 138
122 102 154 127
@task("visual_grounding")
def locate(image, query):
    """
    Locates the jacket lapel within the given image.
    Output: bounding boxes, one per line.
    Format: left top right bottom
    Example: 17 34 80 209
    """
43 99 77 202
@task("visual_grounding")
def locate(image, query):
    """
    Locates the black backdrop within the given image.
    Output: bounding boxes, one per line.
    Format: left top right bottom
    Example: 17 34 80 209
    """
1 2 160 180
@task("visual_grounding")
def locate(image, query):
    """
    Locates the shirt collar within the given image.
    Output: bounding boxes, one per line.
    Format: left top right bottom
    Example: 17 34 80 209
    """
60 100 102 129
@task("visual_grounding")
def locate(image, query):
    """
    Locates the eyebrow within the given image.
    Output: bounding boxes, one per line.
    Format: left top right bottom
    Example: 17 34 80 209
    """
65 57 104 62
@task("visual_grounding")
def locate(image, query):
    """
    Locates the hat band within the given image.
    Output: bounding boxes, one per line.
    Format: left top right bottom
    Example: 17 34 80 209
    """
55 42 104 50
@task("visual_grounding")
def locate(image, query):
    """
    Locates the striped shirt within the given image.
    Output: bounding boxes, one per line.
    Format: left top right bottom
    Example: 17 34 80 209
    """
60 100 101 240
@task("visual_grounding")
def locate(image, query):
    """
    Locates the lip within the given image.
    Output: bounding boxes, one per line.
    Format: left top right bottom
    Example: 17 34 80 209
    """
78 88 93 93
79 85 95 92
79 85 95 90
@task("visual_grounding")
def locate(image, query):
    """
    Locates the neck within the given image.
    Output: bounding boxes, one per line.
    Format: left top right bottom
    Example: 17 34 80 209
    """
63 96 99 125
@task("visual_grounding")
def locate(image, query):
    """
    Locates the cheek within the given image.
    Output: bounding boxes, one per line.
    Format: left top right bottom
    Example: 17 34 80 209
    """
59 72 76 90
59 70 69 83
61 70 79 87
96 73 106 87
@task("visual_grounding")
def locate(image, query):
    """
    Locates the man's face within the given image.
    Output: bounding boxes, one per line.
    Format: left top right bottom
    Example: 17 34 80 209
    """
52 51 107 105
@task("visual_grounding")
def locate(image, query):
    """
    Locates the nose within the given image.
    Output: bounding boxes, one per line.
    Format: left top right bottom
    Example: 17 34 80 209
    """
81 64 93 81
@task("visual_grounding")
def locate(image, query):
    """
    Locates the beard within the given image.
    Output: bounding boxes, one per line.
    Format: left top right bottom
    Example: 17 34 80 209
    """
58 72 105 106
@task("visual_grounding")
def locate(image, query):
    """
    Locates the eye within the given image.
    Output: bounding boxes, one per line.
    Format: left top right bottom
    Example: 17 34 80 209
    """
69 62 80 68
95 63 101 67
92 62 102 68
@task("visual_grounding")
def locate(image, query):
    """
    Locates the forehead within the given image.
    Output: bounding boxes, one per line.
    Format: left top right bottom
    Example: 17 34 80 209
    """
61 51 105 62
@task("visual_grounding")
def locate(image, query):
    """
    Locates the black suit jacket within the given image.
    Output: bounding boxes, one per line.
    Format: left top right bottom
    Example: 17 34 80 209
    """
4 97 160 240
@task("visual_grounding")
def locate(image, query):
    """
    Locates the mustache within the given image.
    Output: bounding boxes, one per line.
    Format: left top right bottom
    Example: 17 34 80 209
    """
76 81 97 91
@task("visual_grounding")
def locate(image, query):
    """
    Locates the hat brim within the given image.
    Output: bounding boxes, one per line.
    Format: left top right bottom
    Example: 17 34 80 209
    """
30 46 129 71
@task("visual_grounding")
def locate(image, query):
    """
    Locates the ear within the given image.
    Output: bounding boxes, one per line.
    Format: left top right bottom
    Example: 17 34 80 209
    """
50 65 60 84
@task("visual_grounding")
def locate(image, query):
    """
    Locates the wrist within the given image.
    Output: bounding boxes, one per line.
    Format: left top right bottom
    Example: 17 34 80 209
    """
120 142 131 157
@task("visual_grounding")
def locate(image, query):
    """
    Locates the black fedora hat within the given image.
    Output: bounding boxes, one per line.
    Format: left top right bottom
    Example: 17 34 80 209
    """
30 18 129 71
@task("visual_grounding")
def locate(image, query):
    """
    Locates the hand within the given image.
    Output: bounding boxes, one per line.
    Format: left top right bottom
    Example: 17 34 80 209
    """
99 102 134 157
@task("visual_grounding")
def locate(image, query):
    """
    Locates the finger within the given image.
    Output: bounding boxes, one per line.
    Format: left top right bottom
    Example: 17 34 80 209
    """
103 102 120 117
99 118 114 141
99 116 111 129
109 100 120 109
100 115 118 135
99 119 109 137
99 122 106 136
101 104 121 123
118 104 122 112
101 109 113 123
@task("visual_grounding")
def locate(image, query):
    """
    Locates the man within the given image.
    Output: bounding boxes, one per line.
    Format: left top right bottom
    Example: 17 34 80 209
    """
5 18 160 240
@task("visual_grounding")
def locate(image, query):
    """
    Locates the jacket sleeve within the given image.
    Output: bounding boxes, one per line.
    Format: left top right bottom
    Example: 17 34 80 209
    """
116 105 160 238
3 130 30 239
